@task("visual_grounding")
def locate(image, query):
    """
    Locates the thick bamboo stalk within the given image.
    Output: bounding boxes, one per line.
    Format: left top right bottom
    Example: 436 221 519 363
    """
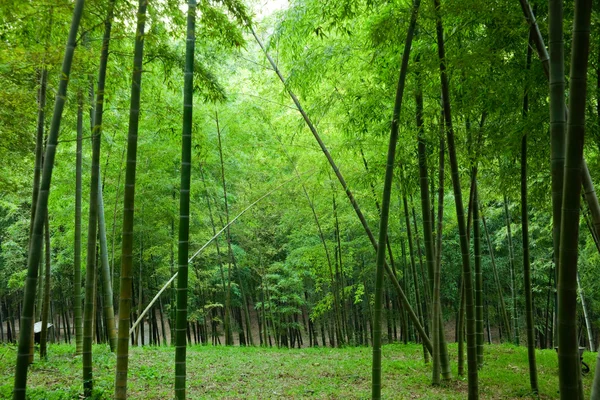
83 0 116 393
366 0 419 394
521 28 538 393
473 183 483 369
435 121 452 382
558 0 592 397
114 1 147 398
39 216 51 358
74 93 83 355
13 1 85 398
414 72 441 380
433 0 478 395
174 2 195 396
520 0 600 261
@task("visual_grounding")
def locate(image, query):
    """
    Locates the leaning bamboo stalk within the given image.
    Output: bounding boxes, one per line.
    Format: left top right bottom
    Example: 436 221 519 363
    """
249 21 431 352
577 273 594 352
582 160 600 238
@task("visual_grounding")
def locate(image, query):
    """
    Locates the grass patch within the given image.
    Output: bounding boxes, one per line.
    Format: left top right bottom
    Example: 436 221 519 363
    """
0 343 595 398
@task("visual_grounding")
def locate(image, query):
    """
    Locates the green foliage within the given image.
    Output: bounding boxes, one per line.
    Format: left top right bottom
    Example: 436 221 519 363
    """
1 0 600 396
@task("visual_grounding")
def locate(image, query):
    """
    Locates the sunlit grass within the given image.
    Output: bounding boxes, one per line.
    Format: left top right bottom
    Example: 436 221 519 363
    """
0 342 595 399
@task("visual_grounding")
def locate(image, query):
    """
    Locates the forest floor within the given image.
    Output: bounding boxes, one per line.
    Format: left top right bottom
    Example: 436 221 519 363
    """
0 342 596 399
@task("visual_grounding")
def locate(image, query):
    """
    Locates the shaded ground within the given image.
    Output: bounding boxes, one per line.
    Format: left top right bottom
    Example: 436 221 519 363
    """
0 343 595 399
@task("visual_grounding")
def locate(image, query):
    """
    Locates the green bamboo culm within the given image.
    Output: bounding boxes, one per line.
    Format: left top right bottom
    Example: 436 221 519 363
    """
557 0 592 398
371 0 420 397
434 126 452 382
114 1 148 398
30 71 48 345
74 92 84 356
29 68 47 247
548 0 565 331
432 126 444 383
98 176 117 352
401 194 423 349
480 212 511 340
174 1 195 398
39 216 51 359
216 115 235 347
414 60 440 379
582 160 600 239
432 0 478 396
94 0 117 353
503 196 519 345
521 27 538 394
520 0 600 260
83 1 117 394
473 182 483 369
12 1 85 398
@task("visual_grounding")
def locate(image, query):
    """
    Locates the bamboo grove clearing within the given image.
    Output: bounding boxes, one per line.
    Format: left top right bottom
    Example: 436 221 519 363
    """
1 0 600 399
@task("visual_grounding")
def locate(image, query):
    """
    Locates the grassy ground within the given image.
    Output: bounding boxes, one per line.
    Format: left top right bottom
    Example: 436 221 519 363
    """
0 342 596 399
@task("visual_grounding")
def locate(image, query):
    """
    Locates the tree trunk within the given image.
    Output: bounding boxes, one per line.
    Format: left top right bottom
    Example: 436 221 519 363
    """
111 148 125 290
74 92 83 355
39 216 51 358
473 183 483 369
114 1 148 398
521 27 538 392
83 0 116 393
370 0 420 396
433 0 478 395
434 122 452 382
98 176 117 351
13 1 84 398
480 213 511 341
174 2 195 397
403 195 426 362
503 196 519 345
558 0 592 398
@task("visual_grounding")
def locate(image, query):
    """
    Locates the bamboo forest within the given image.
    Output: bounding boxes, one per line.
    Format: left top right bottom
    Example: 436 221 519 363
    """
2 0 600 398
